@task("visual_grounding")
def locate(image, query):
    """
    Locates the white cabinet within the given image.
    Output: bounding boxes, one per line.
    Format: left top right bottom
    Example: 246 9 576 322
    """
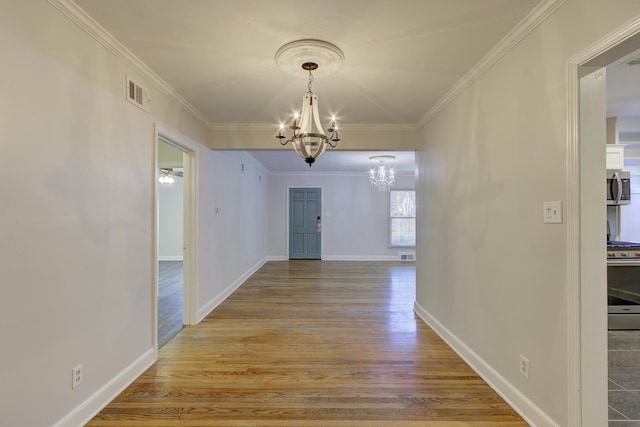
606 145 625 170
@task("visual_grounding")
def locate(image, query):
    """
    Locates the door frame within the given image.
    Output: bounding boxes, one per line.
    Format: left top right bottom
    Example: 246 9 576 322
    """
567 17 640 425
152 124 198 357
287 186 323 259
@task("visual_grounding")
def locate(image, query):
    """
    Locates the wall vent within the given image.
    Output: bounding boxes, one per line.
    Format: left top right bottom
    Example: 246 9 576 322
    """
399 252 415 261
126 76 150 112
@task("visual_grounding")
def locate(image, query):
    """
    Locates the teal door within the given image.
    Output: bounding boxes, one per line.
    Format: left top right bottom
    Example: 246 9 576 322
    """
289 188 321 259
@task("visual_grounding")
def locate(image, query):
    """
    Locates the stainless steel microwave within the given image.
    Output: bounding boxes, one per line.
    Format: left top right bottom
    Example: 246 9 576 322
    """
607 170 631 205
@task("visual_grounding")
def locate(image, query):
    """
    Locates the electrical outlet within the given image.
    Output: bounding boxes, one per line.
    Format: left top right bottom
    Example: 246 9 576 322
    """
519 355 530 380
72 364 83 389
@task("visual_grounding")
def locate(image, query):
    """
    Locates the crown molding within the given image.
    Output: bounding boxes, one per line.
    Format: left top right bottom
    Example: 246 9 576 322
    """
47 0 212 130
266 170 415 177
341 123 418 132
209 122 418 132
417 0 566 129
47 0 564 134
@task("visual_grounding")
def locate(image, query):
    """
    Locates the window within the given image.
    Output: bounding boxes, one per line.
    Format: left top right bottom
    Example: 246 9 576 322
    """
390 190 416 247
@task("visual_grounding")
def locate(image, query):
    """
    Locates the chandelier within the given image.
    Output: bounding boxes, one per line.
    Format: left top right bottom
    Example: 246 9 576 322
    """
158 168 182 185
275 40 344 167
158 169 174 184
369 156 395 191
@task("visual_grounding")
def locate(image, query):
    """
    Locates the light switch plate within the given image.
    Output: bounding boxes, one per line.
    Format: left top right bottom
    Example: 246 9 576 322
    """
543 201 562 224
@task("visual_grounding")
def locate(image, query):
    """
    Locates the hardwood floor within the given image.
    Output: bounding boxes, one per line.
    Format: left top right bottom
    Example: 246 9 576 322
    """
158 261 183 348
88 261 526 426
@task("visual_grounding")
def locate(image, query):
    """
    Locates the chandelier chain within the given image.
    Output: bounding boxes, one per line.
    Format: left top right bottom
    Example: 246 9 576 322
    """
308 70 314 93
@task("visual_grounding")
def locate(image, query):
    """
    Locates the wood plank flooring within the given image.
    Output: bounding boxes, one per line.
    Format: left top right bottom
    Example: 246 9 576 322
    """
87 261 527 426
158 261 184 348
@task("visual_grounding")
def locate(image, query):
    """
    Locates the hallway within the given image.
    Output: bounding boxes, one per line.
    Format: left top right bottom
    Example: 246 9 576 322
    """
88 261 526 426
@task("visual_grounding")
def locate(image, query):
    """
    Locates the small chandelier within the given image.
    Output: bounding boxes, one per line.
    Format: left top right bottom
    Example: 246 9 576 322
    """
276 62 340 167
369 156 395 191
158 168 182 184
158 170 174 184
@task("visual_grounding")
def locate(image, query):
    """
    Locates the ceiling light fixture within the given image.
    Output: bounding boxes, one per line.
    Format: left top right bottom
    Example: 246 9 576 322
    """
369 156 395 192
275 40 344 167
158 168 177 184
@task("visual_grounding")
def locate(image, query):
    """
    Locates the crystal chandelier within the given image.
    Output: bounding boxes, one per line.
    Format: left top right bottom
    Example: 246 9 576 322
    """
276 62 340 166
275 40 344 167
369 156 395 191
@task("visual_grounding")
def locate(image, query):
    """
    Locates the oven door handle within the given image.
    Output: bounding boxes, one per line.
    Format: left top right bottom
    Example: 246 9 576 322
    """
608 259 640 266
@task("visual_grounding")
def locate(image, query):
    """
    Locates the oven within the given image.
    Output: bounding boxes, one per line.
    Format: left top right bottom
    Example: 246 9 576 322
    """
607 241 640 330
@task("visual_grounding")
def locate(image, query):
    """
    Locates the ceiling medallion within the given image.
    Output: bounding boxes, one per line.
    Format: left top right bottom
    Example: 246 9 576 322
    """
275 40 344 167
275 39 345 78
369 156 396 191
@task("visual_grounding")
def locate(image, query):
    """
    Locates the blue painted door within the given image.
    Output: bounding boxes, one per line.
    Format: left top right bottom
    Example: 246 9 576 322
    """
289 188 321 259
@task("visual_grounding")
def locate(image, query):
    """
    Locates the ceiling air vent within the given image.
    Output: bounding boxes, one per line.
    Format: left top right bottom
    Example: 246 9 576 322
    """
126 75 150 112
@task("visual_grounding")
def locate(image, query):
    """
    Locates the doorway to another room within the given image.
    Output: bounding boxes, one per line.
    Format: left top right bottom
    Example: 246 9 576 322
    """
574 27 640 425
157 138 186 348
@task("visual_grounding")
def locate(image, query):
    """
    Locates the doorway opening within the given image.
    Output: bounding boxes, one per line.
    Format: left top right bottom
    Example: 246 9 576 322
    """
571 24 640 425
157 136 194 348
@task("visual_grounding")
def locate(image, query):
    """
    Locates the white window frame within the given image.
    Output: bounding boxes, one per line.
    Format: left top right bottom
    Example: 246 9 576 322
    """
389 189 416 248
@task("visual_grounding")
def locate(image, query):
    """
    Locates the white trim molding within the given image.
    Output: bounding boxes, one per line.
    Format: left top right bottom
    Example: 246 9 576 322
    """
565 56 582 427
414 302 560 427
54 349 156 427
417 0 566 129
158 256 184 261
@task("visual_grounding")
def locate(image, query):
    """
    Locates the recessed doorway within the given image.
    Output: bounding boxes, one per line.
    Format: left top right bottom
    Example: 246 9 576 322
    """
157 137 188 347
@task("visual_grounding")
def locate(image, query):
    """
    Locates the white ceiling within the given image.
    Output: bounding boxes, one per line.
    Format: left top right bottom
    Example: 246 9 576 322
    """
73 0 640 172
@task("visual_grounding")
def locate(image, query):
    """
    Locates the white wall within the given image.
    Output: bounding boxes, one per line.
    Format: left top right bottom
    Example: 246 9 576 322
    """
0 3 269 426
196 151 269 320
268 172 414 260
414 1 640 426
158 175 184 260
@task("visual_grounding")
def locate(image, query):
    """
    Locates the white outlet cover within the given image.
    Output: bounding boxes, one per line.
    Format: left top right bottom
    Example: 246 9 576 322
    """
543 200 562 224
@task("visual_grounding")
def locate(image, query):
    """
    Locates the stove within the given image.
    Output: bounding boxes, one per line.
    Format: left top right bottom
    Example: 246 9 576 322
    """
607 241 640 330
607 241 640 259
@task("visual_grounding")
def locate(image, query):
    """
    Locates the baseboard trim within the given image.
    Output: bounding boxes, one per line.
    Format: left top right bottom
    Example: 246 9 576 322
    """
413 302 560 427
158 255 183 261
266 256 288 261
196 257 267 323
265 255 409 262
54 348 156 427
321 255 399 261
